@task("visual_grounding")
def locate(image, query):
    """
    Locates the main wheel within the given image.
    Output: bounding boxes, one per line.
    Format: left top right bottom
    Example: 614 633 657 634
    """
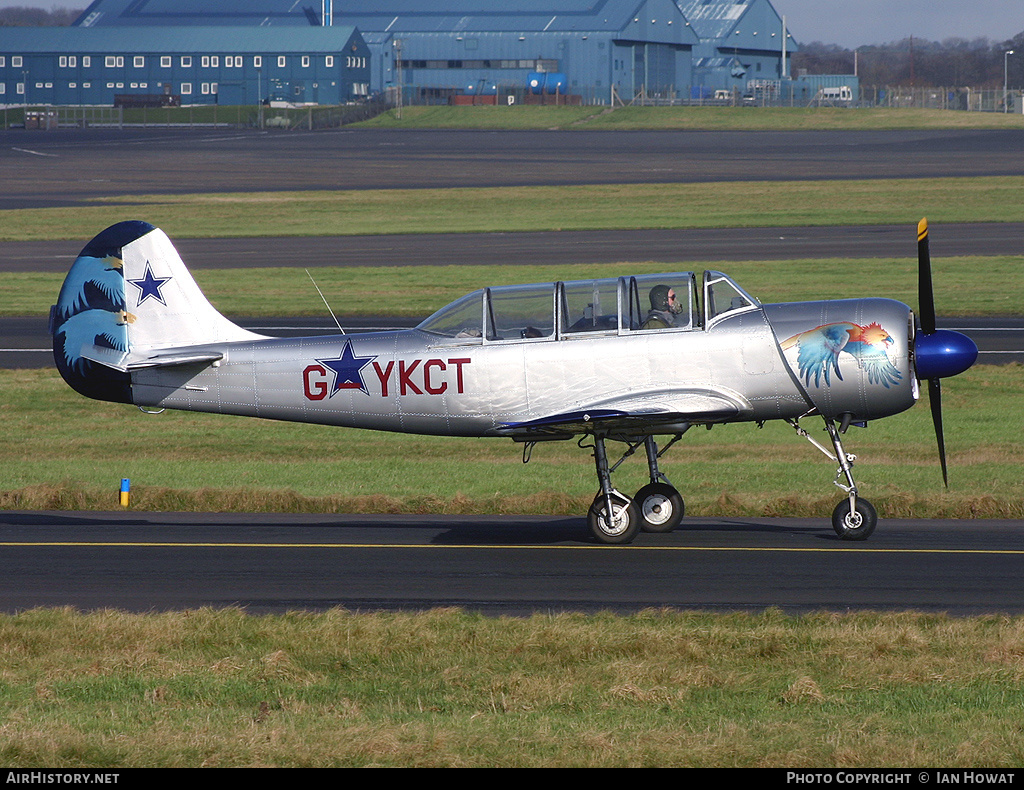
831 497 877 541
588 493 641 545
634 482 684 533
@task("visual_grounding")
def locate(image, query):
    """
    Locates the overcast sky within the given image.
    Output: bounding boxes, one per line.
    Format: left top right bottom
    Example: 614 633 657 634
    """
0 1 1021 49
772 0 1022 47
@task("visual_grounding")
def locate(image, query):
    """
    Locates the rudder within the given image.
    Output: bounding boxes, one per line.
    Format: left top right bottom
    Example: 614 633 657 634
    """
51 221 262 403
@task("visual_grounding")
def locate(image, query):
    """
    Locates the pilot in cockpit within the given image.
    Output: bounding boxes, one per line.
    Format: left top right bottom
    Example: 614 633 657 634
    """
641 284 684 330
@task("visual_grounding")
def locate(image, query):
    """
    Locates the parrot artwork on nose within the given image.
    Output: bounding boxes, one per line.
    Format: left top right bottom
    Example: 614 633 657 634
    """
781 321 903 389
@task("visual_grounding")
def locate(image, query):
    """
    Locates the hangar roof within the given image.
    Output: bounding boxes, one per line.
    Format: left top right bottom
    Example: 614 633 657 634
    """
75 0 694 35
0 25 363 53
677 0 797 51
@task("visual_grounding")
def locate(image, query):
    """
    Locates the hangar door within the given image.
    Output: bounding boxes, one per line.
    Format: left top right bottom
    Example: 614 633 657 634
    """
614 42 682 100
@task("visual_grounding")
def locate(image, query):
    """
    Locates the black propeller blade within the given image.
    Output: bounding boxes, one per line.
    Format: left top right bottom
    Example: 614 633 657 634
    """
917 217 936 335
928 378 948 486
917 217 948 486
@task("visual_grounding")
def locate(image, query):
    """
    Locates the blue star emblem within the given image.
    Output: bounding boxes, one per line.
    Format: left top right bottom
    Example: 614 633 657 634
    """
127 262 171 306
317 341 376 396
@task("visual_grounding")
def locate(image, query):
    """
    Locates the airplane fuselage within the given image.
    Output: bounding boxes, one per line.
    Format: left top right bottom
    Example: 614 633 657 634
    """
128 297 917 437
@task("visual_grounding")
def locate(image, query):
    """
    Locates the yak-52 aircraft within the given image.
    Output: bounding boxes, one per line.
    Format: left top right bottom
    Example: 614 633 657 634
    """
51 219 977 544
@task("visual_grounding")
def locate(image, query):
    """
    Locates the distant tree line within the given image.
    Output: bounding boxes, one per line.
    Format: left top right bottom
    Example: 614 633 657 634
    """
794 33 1024 88
0 6 84 27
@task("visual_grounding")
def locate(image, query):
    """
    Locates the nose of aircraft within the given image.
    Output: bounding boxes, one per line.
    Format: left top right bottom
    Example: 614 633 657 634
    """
914 329 978 380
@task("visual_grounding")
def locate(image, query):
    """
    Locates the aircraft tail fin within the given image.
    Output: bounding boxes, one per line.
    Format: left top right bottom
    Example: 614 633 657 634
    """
51 221 263 403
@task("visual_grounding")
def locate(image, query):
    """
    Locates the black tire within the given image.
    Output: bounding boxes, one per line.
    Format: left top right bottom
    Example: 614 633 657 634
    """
635 482 684 533
831 497 878 541
588 493 641 545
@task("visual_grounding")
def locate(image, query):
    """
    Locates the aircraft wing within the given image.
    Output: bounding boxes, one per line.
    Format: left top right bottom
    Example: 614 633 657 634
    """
497 389 748 439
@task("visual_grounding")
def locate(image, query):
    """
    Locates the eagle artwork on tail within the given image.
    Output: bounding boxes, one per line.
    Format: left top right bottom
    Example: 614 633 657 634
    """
781 321 903 389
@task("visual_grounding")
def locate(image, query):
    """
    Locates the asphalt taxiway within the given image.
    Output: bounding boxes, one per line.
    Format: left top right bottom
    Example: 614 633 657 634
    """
2 511 1023 615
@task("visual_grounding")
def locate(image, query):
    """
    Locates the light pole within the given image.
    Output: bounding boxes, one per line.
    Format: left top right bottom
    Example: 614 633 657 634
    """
1004 50 1014 113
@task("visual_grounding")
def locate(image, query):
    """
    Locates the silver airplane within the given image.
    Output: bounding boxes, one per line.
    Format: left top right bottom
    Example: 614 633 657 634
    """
51 219 978 544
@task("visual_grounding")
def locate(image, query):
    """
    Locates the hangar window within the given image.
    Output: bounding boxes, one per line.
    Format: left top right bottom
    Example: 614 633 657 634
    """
278 56 286 68
161 56 171 68
302 56 310 68
59 56 68 68
180 82 192 94
69 56 76 67
82 56 90 67
326 56 333 67
181 56 191 67
134 56 145 68
0 57 5 67
253 56 262 68
12 56 22 68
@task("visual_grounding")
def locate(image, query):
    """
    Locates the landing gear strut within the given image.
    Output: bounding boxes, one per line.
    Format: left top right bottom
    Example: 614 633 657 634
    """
790 416 878 541
587 435 641 544
586 433 686 544
635 436 685 533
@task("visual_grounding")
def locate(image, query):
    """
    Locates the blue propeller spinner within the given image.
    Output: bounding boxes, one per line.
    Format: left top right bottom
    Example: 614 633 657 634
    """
912 218 978 485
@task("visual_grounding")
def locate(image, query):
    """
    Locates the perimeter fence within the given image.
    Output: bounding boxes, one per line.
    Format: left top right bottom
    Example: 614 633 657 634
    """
3 85 1022 131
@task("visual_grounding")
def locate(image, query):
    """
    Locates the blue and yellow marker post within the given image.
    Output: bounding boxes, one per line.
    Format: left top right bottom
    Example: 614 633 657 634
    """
119 478 131 507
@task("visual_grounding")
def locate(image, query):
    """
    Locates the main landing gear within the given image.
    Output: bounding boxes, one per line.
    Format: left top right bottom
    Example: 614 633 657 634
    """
790 415 878 541
587 434 686 544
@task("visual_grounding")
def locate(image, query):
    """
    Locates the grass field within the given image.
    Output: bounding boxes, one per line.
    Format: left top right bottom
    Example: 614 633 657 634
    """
8 103 1024 133
4 176 1024 243
3 362 1021 519
359 105 1024 131
3 607 1024 768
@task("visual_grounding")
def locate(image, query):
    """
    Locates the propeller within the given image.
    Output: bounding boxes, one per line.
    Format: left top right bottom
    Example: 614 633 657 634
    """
912 218 978 486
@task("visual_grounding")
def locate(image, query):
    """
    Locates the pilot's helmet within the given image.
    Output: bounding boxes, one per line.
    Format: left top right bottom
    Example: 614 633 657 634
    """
649 284 671 311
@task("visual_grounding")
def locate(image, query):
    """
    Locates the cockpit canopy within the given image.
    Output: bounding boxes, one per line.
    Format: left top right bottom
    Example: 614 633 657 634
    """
416 271 758 342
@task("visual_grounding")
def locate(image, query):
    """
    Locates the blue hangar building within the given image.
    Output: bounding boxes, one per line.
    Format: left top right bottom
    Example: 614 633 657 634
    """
0 0 797 106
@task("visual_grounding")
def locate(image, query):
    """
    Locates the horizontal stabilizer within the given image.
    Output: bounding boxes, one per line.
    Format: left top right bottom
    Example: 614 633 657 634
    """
80 344 224 372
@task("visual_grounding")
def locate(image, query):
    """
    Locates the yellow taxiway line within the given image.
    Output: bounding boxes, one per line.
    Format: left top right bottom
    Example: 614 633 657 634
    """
1 542 1023 555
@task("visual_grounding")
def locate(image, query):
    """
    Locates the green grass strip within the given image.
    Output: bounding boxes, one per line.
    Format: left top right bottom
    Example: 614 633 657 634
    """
5 255 1021 317
3 177 1024 242
2 607 1024 767
3 364 1021 519
357 105 1024 131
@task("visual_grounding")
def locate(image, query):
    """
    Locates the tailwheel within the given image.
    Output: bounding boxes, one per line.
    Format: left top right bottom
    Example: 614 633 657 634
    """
588 493 641 544
635 482 684 533
831 497 877 541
